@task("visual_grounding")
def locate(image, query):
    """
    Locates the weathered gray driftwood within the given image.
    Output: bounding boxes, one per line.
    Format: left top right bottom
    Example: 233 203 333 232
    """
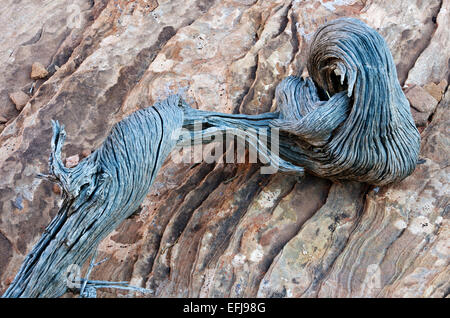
181 18 420 185
3 96 184 297
3 18 420 298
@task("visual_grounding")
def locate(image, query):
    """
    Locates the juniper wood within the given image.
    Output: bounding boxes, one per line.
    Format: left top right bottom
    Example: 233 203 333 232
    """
3 18 420 298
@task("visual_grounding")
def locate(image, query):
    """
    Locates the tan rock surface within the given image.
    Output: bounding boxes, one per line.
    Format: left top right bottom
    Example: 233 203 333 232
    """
0 0 102 122
405 85 439 126
30 62 49 80
8 91 29 111
424 80 448 102
0 0 448 298
405 0 450 86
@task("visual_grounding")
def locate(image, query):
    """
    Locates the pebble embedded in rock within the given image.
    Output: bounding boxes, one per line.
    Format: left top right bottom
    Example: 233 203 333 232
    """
52 184 61 195
65 154 80 168
31 62 49 79
423 79 448 102
8 91 29 111
405 85 438 114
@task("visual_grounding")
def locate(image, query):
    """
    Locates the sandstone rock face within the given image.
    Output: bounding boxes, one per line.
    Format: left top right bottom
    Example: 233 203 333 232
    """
405 85 439 127
0 0 448 298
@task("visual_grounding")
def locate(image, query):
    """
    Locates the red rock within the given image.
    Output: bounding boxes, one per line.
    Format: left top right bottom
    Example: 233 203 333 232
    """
8 91 29 111
423 79 448 102
0 0 97 121
30 62 49 79
405 85 438 113
405 0 450 86
410 108 429 127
